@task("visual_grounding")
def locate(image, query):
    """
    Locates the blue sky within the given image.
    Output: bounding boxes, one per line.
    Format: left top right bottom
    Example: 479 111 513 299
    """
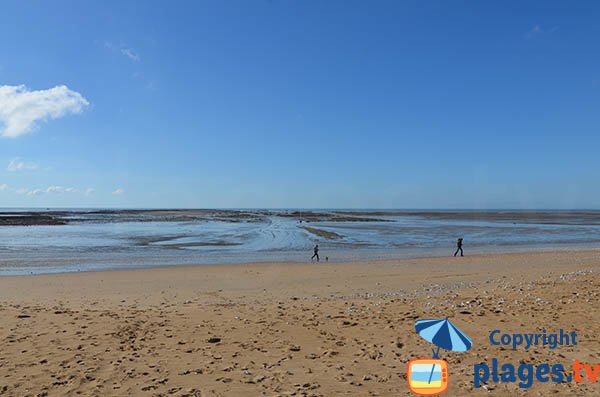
1 1 599 209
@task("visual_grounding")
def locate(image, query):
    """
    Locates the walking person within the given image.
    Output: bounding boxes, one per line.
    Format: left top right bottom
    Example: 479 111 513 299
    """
454 238 464 257
311 244 320 262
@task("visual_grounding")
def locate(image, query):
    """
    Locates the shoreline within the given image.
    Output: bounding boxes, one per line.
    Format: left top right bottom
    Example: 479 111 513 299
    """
2 244 600 277
1 248 599 303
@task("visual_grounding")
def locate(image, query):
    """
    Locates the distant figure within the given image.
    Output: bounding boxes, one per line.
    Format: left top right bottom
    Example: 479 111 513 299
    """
311 244 320 262
454 238 464 257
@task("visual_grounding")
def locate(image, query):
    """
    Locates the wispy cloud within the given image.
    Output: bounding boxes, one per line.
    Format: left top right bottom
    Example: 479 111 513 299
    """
24 188 44 196
132 71 158 91
14 185 86 196
525 25 559 39
121 47 140 62
46 186 67 194
103 41 157 91
0 85 89 138
112 188 125 195
7 158 38 172
5 185 97 196
104 41 140 62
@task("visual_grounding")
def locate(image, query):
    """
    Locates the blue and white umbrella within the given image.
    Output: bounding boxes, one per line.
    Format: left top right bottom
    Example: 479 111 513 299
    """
415 318 472 384
415 318 472 354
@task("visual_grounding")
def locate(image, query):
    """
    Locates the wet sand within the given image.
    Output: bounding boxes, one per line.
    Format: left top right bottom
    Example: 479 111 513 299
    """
0 213 66 226
1 250 600 396
0 209 391 226
9 209 600 226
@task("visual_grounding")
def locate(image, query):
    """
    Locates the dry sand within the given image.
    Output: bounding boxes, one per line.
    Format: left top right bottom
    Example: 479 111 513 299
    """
1 250 600 396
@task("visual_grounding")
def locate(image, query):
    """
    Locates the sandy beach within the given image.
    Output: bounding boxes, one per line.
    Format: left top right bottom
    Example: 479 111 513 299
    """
1 250 600 396
3 1 597 395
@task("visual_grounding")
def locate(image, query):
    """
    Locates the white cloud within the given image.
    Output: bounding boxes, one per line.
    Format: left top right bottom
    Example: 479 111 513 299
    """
0 85 89 138
132 71 157 91
15 185 80 196
121 47 140 62
7 158 38 172
526 25 542 38
45 186 80 194
0 183 8 191
112 188 125 195
45 186 65 194
104 41 140 62
525 25 559 39
85 188 96 196
29 188 44 196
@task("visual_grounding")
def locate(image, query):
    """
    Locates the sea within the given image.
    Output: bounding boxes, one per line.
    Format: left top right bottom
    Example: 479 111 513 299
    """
1 208 600 275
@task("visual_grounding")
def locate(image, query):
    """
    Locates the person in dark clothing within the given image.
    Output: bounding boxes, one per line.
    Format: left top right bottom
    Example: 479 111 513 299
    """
311 244 320 261
454 238 464 257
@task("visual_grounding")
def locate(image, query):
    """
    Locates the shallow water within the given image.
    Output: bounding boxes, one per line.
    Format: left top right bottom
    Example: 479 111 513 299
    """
1 209 600 275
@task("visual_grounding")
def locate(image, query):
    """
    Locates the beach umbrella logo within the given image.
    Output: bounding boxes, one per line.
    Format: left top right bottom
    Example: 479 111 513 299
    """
407 318 472 396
